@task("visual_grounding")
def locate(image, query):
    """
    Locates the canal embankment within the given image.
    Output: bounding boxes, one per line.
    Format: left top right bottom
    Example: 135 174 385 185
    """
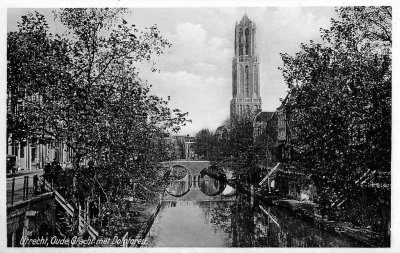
132 198 163 247
95 196 162 247
207 171 389 247
271 198 389 247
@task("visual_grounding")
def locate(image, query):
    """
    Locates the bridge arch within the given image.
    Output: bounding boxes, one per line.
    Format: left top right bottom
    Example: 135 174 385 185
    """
166 165 192 197
162 161 235 201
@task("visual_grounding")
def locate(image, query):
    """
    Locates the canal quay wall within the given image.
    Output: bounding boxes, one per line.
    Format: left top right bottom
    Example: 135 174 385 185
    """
272 170 390 247
95 197 162 247
132 195 163 247
270 199 389 247
206 170 389 247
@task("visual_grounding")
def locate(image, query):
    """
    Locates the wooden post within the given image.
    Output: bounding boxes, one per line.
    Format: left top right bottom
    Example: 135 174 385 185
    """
86 200 90 223
159 192 163 205
11 232 16 247
22 176 27 200
26 176 29 199
33 175 38 194
98 194 103 228
250 185 254 206
22 177 25 200
78 204 82 235
11 177 15 204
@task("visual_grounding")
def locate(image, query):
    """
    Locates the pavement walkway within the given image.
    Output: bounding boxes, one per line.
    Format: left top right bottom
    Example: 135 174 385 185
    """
7 169 43 179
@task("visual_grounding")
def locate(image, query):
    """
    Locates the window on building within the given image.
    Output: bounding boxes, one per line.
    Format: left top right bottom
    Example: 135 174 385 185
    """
16 100 24 115
31 146 37 162
20 142 25 158
12 142 18 156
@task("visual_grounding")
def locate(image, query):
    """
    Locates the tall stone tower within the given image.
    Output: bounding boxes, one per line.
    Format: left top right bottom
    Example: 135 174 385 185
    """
230 14 261 121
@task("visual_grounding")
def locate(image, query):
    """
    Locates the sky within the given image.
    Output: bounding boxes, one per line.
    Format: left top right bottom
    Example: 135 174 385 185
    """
7 7 337 136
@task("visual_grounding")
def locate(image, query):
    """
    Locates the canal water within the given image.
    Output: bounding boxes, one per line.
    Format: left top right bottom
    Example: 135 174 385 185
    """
145 173 364 247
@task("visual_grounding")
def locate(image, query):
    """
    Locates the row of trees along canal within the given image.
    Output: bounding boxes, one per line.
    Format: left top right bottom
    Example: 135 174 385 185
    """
7 8 189 236
195 7 391 234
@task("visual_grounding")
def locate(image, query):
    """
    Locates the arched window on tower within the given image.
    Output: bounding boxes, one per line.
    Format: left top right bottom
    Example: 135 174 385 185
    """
239 29 244 55
245 65 249 97
245 28 250 55
235 29 237 54
254 65 257 94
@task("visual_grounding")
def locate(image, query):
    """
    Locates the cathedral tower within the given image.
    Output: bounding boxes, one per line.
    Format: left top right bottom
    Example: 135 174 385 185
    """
230 14 261 121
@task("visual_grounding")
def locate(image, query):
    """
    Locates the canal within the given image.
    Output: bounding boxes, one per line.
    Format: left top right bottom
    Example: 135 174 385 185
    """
144 172 365 247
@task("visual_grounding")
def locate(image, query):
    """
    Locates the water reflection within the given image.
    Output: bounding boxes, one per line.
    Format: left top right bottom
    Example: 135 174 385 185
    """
222 185 236 197
166 170 227 199
148 177 364 247
166 180 191 197
166 167 191 197
199 173 226 196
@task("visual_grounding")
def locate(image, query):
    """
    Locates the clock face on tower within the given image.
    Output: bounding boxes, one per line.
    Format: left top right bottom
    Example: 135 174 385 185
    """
231 14 261 121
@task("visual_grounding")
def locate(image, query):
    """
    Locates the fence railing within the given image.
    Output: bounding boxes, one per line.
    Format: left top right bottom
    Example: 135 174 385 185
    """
6 175 49 205
40 177 99 239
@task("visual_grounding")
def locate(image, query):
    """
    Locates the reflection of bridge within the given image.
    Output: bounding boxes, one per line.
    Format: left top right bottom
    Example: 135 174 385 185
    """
163 161 235 202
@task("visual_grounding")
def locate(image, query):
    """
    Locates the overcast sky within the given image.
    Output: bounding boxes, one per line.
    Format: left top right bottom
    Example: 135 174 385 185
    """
8 7 337 136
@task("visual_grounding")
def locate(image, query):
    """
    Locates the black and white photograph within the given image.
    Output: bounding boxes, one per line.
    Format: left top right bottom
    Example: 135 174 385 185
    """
3 0 395 249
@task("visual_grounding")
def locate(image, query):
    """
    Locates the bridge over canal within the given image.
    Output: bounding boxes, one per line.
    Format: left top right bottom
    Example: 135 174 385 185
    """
162 160 235 202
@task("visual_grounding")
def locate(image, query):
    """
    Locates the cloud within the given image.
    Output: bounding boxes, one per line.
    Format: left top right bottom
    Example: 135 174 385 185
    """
158 22 233 78
192 62 217 76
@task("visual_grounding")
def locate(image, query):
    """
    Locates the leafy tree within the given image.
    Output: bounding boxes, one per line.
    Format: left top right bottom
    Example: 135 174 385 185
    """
8 8 189 222
203 112 263 183
194 128 217 160
253 114 278 168
279 7 391 228
7 11 70 143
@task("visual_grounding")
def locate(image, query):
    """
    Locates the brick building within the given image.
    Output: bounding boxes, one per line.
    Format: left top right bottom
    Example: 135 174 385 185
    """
7 91 73 172
167 135 197 160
